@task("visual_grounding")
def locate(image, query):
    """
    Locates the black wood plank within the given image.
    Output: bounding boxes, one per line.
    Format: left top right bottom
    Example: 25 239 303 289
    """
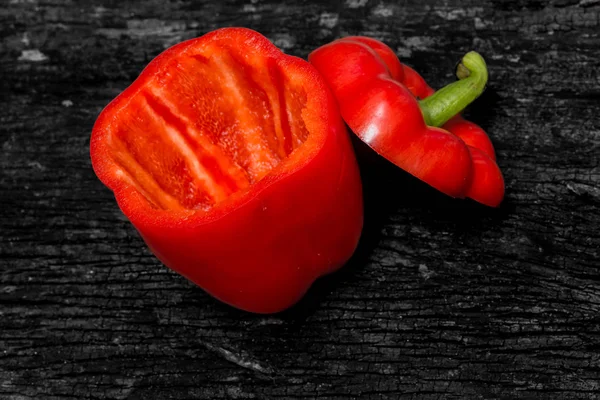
1 0 599 398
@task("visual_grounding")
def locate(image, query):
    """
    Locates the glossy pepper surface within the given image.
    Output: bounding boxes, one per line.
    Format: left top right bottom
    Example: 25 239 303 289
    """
90 28 363 313
309 36 504 207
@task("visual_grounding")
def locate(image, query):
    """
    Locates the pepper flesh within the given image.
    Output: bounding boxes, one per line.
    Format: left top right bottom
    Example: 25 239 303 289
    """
90 28 363 313
309 36 504 207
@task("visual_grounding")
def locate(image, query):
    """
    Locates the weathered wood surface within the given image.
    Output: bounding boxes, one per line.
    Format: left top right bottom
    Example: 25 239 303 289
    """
1 0 599 398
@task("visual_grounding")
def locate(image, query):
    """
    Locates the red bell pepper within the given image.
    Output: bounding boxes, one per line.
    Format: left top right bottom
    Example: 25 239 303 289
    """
90 28 363 313
309 37 505 207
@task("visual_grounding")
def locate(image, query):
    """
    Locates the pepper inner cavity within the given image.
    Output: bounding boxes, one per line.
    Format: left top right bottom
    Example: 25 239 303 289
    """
109 50 309 211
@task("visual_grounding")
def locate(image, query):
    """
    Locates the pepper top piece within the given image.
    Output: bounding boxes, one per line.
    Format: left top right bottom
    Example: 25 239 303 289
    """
309 36 504 207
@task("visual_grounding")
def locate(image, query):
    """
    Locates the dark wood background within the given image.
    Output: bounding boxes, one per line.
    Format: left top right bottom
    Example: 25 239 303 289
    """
2 0 599 398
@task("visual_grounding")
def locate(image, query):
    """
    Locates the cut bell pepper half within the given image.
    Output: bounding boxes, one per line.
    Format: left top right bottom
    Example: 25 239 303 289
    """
91 28 364 313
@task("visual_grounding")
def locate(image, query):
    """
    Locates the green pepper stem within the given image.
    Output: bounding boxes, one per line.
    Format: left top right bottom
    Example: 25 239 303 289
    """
418 51 488 127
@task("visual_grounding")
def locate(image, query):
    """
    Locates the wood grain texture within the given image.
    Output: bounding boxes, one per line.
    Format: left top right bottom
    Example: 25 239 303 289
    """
1 0 599 398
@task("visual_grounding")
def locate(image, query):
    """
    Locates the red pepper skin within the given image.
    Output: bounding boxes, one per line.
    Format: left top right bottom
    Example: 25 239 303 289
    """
402 64 504 207
309 37 504 207
90 28 363 313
